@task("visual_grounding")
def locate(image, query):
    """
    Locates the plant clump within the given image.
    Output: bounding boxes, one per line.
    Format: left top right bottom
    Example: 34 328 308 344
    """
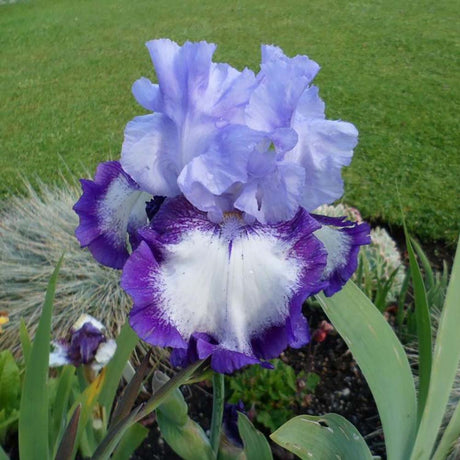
0 178 130 354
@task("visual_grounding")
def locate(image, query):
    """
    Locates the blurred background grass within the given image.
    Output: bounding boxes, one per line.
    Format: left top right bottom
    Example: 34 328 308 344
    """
1 0 458 243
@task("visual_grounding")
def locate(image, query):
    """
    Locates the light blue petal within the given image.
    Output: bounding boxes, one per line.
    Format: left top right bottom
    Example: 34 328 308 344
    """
287 118 358 210
132 77 162 111
121 113 181 197
246 45 320 132
235 160 305 224
178 125 267 218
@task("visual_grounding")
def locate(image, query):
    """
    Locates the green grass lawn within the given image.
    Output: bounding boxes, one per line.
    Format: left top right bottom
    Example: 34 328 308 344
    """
1 0 458 243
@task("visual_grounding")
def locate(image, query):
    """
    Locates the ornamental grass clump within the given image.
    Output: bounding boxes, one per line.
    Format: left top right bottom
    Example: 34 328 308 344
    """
0 179 130 354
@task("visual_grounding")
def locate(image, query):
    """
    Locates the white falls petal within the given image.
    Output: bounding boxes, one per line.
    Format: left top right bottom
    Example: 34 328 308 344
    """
156 224 301 354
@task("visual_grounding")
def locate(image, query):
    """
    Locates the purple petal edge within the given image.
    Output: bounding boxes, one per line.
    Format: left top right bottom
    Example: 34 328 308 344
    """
312 214 371 296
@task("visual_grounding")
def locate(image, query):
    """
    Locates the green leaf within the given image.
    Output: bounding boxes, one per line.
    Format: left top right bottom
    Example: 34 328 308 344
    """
18 256 63 460
210 372 225 454
317 282 417 460
153 371 188 426
92 360 206 460
98 322 138 414
50 365 76 457
157 412 214 460
270 414 373 460
0 409 19 444
135 359 206 423
405 231 432 421
0 444 9 460
305 372 320 392
55 404 81 460
396 268 411 329
154 370 213 460
411 238 435 290
111 423 148 460
238 412 273 460
90 405 142 460
69 367 107 458
374 265 400 312
109 351 151 428
0 351 20 412
19 319 31 367
432 400 460 460
410 238 460 459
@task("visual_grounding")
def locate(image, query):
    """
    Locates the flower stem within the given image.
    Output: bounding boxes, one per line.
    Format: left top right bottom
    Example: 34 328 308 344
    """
210 372 225 455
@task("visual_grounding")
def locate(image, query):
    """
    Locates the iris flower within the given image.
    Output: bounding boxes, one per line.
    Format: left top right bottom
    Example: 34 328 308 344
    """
74 39 370 373
49 314 116 371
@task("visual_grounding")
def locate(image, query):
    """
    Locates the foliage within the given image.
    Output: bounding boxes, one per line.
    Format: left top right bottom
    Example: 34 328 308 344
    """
356 227 405 310
298 235 460 460
1 0 459 243
0 351 20 444
8 260 147 460
271 414 373 459
227 359 319 432
396 239 450 338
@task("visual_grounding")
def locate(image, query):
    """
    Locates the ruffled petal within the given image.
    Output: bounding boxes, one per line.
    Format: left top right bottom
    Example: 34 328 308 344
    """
121 197 327 373
73 161 151 269
123 40 256 195
132 77 162 112
121 113 181 197
177 125 267 220
179 125 304 224
245 45 320 133
288 118 359 211
147 39 256 166
312 214 371 296
234 160 306 224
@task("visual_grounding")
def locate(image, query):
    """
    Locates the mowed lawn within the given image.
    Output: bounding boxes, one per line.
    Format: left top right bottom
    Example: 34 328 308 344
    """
1 0 458 243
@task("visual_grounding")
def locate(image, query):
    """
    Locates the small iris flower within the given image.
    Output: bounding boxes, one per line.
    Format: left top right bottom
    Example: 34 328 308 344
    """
49 314 116 372
73 40 370 373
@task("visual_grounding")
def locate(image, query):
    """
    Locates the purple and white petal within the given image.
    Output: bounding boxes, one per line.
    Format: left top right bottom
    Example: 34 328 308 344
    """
49 341 71 367
121 197 327 373
93 339 117 370
74 161 151 269
72 314 105 333
312 214 371 296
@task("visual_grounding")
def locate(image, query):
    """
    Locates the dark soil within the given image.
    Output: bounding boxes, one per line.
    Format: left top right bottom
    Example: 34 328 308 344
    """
133 303 385 459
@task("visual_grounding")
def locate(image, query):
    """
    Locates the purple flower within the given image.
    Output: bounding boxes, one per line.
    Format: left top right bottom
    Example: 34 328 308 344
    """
73 39 370 373
50 314 116 371
73 161 151 269
120 196 369 373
